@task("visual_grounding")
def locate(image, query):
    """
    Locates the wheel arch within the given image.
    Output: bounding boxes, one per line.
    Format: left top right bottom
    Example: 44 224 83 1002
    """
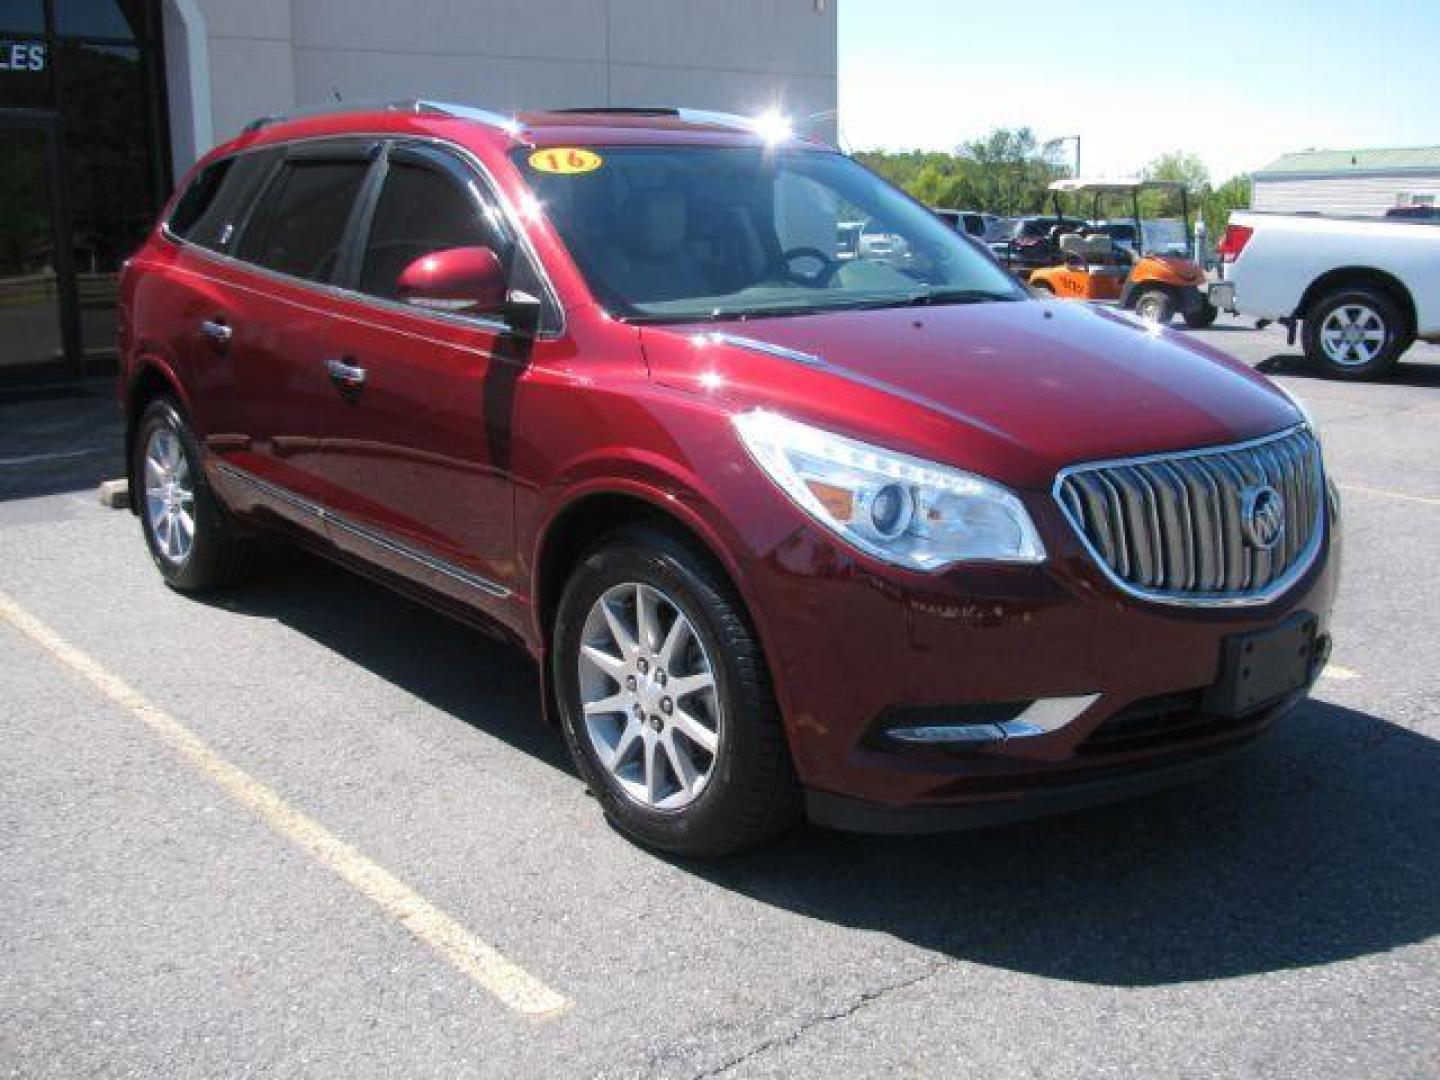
123 357 189 515
530 483 785 731
1297 267 1417 341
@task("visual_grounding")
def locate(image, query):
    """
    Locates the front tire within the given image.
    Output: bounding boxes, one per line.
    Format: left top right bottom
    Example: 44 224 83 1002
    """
133 398 256 591
552 526 800 857
1302 286 1404 380
1133 287 1175 325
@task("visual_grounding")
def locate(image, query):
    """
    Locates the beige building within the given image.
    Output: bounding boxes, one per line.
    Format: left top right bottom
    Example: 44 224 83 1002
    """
1 0 838 384
1251 146 1440 217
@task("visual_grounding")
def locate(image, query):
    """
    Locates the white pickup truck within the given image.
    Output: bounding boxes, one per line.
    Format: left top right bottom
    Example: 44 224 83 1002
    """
1213 211 1440 379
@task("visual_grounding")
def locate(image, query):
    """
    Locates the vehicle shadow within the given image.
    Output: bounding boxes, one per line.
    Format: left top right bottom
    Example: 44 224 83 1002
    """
1258 353 1440 387
685 698 1440 986
201 553 1439 988
201 550 574 775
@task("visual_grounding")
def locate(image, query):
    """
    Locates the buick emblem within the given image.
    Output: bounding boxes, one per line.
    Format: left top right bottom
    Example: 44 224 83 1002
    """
1241 484 1286 551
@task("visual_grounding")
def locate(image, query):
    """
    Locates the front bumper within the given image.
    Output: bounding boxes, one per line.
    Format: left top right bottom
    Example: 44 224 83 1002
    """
745 497 1339 831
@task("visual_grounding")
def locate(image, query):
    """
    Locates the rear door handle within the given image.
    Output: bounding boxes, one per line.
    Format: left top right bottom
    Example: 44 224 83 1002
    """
325 357 367 389
199 318 232 347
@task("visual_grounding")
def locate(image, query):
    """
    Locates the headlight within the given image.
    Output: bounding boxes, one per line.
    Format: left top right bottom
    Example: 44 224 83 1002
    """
732 410 1046 570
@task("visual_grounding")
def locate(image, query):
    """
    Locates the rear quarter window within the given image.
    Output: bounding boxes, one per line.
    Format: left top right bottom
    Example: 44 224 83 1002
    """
167 151 277 253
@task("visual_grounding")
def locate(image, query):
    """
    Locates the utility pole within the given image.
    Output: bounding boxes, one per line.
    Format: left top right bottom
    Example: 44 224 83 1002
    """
1055 135 1081 178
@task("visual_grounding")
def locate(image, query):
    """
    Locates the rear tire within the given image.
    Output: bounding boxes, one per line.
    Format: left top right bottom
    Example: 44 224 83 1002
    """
1302 286 1404 380
1183 302 1218 329
133 398 257 592
552 526 800 858
1133 288 1175 325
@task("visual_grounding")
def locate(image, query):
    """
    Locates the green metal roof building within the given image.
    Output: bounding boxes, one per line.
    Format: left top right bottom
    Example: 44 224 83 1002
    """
1252 146 1440 217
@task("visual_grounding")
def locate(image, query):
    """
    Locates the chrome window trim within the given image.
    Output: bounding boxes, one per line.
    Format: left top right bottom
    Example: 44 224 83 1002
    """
160 132 566 341
1051 423 1327 608
214 462 511 599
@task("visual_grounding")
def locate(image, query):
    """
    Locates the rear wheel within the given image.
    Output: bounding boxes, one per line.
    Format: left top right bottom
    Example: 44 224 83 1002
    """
1030 280 1055 296
552 526 800 857
134 398 257 591
1133 288 1175 325
1184 301 1218 329
1303 286 1404 380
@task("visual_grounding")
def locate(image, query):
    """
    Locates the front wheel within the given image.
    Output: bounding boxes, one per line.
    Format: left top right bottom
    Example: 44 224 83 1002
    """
1133 288 1175 325
552 527 800 857
1302 286 1404 380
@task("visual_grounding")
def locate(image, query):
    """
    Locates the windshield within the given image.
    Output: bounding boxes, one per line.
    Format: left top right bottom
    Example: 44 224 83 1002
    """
512 146 1024 322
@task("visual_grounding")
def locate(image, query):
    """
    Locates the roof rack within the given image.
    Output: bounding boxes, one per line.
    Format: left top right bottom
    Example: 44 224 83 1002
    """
241 98 521 135
550 106 781 136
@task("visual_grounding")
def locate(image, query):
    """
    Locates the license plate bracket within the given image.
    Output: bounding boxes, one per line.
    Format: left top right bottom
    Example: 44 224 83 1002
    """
1205 614 1318 718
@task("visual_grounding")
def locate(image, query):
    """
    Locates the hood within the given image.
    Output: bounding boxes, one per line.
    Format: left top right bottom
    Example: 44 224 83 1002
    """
642 299 1299 490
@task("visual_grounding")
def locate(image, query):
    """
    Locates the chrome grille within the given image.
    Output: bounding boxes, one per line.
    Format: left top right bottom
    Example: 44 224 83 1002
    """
1056 426 1323 603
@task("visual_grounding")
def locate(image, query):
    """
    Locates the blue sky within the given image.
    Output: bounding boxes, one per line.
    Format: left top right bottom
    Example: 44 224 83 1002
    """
838 0 1440 181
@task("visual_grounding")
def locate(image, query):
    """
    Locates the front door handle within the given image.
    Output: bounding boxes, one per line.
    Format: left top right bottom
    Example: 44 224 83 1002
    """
325 357 367 389
199 318 232 347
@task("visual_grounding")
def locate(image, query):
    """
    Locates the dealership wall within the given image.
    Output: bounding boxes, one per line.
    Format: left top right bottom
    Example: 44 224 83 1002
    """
167 0 838 171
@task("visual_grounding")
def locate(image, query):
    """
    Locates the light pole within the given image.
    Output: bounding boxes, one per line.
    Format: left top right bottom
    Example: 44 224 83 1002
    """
1055 135 1081 178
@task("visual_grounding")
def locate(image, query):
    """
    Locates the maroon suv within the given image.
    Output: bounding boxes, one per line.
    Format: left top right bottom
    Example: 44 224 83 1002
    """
119 102 1339 856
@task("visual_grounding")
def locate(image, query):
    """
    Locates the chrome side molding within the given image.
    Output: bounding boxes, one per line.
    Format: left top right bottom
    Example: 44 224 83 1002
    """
213 462 510 599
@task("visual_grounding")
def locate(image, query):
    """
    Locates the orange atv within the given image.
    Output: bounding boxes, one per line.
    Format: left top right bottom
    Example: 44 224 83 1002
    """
1026 180 1218 328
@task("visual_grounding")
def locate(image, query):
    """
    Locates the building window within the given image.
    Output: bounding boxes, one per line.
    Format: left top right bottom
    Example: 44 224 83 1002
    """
0 0 165 382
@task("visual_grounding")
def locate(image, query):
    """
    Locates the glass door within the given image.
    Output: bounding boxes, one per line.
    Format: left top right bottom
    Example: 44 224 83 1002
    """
0 118 78 383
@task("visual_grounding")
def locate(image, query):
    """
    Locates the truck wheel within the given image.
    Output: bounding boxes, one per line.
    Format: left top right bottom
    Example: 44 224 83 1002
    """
1134 288 1175 325
552 525 801 858
1031 280 1054 296
134 397 258 591
1303 286 1403 380
1184 302 1218 329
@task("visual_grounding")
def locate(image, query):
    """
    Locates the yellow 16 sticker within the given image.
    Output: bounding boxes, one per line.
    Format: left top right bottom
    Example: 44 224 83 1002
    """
528 148 603 175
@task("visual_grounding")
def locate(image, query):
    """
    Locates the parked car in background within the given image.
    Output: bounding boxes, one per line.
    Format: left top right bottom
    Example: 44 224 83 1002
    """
120 101 1337 857
933 208 1007 243
1384 205 1439 220
1215 210 1440 379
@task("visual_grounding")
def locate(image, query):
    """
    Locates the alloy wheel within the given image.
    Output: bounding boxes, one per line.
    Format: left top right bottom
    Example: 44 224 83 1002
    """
143 427 196 564
1319 303 1386 367
576 581 722 810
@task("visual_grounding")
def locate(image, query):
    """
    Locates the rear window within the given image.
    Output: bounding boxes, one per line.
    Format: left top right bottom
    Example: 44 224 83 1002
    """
236 159 370 282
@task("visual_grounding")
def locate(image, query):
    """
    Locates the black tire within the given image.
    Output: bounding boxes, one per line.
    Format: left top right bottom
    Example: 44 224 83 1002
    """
1030 280 1055 296
1183 301 1219 329
1302 285 1405 380
1133 287 1175 325
133 397 257 592
552 525 800 858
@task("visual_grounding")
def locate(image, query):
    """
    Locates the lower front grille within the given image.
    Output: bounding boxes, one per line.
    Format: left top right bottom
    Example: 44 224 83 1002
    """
1079 690 1261 755
1056 425 1323 604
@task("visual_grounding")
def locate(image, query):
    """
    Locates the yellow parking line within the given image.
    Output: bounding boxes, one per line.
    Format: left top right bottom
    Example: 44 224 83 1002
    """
1321 664 1360 682
1338 483 1440 508
0 590 570 1021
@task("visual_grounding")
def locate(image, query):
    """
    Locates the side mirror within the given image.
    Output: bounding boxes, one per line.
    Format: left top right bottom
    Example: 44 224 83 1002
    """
397 246 507 316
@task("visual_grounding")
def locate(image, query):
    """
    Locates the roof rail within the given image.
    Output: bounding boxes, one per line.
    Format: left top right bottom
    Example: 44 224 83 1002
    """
549 105 780 136
241 98 522 136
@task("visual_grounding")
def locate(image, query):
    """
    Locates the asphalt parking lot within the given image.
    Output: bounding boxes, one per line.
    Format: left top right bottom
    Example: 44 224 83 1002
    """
2 315 1437 1079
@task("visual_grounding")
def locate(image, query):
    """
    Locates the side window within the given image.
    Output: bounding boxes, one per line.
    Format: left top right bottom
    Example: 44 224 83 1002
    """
358 158 501 299
236 158 370 282
168 151 276 253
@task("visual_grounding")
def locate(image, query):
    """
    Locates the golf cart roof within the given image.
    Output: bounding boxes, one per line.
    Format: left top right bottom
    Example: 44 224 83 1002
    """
1048 178 1189 194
